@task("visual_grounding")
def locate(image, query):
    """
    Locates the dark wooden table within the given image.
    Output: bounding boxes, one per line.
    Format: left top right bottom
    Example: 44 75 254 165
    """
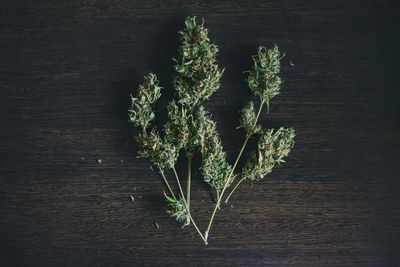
1 1 400 266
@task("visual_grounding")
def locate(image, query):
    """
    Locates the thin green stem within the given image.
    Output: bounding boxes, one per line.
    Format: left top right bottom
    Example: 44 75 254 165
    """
205 100 265 241
172 167 185 199
223 99 265 202
160 169 176 200
205 134 249 239
187 155 192 211
172 166 208 244
142 124 148 136
187 212 208 245
255 100 265 125
225 177 245 203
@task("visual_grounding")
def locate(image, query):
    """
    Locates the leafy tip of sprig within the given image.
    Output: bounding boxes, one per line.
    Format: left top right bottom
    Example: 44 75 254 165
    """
247 45 282 104
164 100 190 149
135 129 179 170
242 127 295 181
128 73 162 132
195 107 233 192
164 193 190 227
238 101 262 135
173 16 223 108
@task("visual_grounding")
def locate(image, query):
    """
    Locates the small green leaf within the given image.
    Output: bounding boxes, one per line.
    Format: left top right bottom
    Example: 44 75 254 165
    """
149 165 154 171
163 191 175 202
289 59 295 67
129 195 135 203
154 221 160 231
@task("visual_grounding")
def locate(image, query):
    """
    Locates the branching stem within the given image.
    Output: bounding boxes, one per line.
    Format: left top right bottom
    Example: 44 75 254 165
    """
160 169 176 200
172 167 185 199
204 99 265 241
172 166 208 244
225 177 246 203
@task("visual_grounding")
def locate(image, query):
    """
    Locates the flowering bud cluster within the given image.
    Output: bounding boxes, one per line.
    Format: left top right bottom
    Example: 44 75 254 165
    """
173 17 223 108
247 45 282 103
242 128 295 181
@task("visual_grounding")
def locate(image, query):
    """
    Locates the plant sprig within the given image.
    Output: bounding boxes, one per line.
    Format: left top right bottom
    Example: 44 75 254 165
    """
128 16 295 245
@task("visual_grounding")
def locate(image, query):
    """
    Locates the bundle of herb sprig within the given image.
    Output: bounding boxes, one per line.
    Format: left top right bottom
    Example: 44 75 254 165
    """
128 17 295 245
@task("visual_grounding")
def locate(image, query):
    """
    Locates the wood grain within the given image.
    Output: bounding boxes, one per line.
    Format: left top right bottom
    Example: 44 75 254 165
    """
1 0 400 266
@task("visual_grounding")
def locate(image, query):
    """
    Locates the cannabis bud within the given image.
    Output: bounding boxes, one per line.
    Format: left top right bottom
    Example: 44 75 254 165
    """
135 129 179 170
195 107 232 193
238 101 262 135
164 194 190 227
128 73 161 132
242 127 295 181
128 16 295 245
173 17 224 108
247 45 282 105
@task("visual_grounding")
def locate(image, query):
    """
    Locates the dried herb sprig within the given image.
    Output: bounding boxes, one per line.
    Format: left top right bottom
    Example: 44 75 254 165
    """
195 107 232 195
129 72 206 243
225 127 295 202
128 73 161 133
168 16 225 218
204 45 295 241
242 127 296 181
128 17 295 245
173 17 223 110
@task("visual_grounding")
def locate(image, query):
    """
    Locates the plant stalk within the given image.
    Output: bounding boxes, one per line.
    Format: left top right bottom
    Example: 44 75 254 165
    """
204 100 265 241
187 154 192 211
172 167 185 200
160 169 176 200
172 166 208 244
225 177 246 203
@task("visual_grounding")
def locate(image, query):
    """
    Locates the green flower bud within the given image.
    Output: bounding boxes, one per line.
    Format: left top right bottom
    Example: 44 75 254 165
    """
173 17 223 108
128 73 162 131
247 45 282 103
242 127 295 181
